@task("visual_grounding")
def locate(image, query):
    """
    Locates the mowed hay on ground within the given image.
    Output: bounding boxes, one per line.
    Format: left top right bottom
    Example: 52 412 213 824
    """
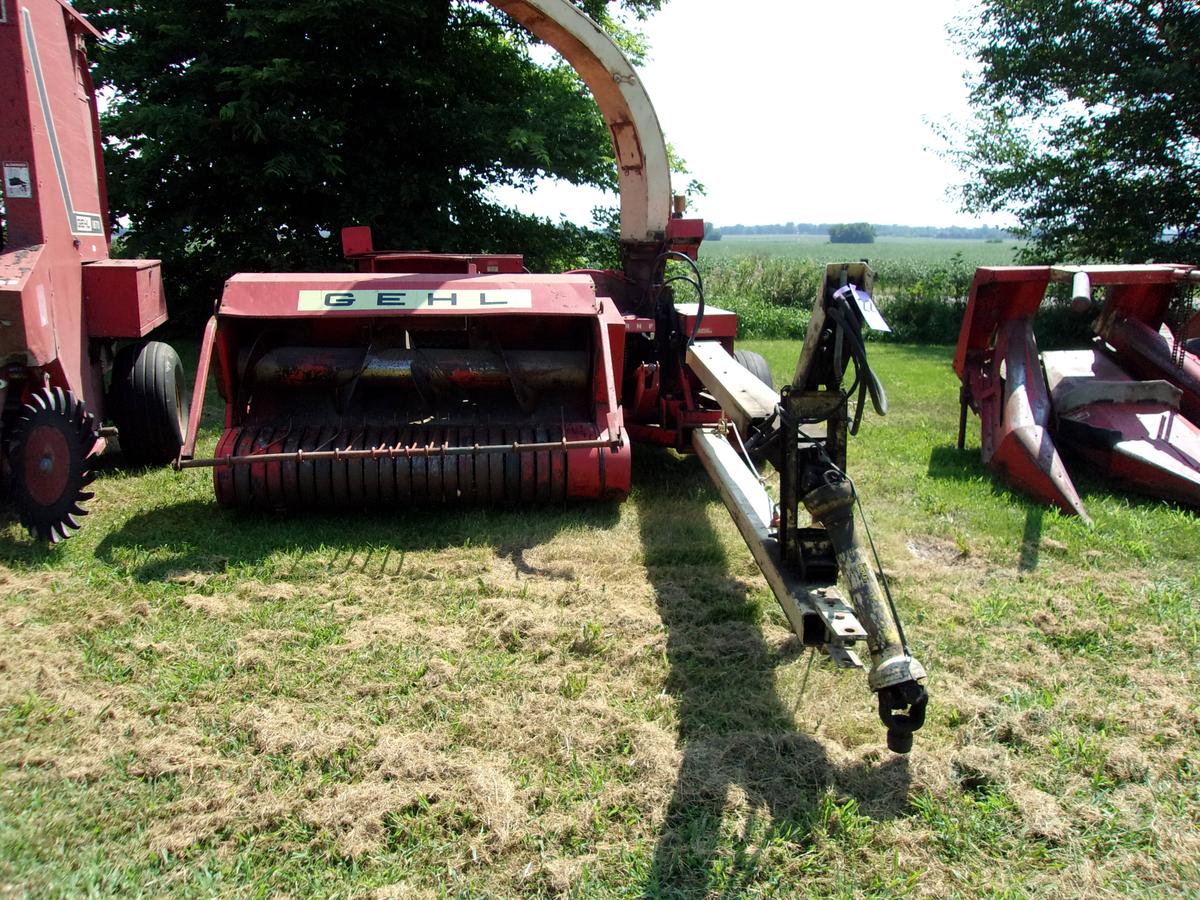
1 343 1198 897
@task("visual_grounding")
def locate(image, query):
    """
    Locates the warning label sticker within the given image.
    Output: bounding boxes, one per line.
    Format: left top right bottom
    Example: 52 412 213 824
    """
297 288 534 312
3 162 32 199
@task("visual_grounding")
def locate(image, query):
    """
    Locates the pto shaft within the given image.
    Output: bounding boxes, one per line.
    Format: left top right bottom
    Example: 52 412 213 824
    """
803 473 927 752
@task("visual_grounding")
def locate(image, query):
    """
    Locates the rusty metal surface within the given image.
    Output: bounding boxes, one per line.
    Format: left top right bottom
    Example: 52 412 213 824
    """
180 433 621 469
1102 310 1200 426
247 347 590 391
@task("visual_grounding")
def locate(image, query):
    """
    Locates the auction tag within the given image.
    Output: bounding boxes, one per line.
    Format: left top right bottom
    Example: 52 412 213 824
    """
835 284 891 332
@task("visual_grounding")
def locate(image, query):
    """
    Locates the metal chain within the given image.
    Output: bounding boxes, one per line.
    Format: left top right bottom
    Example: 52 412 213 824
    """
1168 277 1198 368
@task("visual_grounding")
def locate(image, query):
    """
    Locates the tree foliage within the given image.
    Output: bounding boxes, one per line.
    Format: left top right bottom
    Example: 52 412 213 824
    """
828 222 876 244
947 0 1199 263
78 0 662 318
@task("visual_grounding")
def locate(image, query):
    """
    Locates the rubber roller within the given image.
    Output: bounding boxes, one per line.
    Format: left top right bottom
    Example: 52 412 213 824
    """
211 422 628 509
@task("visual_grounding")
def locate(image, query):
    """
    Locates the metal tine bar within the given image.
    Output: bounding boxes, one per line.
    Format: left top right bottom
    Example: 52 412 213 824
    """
179 435 622 469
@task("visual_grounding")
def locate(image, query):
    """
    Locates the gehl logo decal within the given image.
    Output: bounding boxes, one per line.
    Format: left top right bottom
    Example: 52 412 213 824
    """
297 289 533 311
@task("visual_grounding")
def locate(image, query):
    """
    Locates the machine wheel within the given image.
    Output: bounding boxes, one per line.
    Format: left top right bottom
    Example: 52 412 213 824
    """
8 386 100 543
110 341 188 466
734 348 774 390
733 349 777 467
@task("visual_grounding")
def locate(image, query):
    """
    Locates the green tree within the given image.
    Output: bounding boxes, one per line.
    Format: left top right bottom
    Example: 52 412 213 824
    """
946 0 1199 263
828 222 876 244
78 0 663 319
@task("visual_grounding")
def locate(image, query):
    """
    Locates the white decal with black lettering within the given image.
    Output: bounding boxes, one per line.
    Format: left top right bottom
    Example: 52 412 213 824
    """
3 162 31 198
297 289 533 312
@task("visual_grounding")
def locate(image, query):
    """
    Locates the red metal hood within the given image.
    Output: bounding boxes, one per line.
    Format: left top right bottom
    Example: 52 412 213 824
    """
217 272 605 318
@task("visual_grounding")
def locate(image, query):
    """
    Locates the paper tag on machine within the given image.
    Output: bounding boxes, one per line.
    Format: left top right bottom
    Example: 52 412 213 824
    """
834 284 891 333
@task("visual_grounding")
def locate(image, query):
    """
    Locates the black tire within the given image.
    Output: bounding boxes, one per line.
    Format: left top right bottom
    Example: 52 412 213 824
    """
734 348 774 389
731 349 778 468
110 341 188 466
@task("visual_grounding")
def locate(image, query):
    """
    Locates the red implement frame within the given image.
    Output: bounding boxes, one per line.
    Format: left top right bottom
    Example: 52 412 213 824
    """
0 0 183 542
955 264 1200 518
0 1 167 405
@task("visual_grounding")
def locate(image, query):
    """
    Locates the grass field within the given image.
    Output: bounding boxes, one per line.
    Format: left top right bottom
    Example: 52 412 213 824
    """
1 339 1197 897
701 235 1021 267
692 236 1037 344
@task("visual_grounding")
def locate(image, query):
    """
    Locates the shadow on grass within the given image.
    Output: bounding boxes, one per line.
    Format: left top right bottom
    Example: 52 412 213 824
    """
0 445 147 563
925 441 1196 570
925 443 988 485
633 449 911 898
89 495 621 582
0 504 54 565
0 440 218 567
1019 507 1045 571
927 443 1051 570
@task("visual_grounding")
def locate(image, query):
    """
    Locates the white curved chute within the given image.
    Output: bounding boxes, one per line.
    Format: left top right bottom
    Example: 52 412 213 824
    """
490 0 672 248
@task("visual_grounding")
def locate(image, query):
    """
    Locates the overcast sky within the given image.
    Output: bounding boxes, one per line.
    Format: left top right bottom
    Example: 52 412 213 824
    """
492 0 1011 229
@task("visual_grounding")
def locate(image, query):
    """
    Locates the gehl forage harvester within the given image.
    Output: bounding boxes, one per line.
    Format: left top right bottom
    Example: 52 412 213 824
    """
174 0 928 750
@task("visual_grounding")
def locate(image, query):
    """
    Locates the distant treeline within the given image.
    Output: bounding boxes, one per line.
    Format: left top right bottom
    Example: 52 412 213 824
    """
699 255 1087 347
704 222 1016 241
